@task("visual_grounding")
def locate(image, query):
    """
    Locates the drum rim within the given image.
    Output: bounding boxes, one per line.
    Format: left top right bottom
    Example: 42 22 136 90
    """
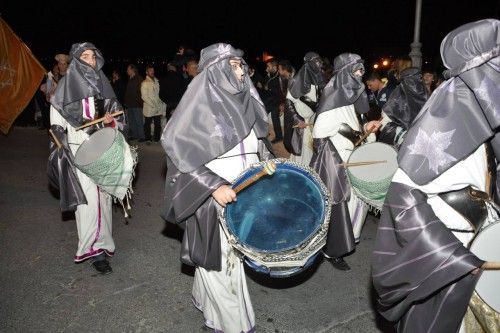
469 220 500 312
219 158 332 270
470 219 500 249
74 127 118 167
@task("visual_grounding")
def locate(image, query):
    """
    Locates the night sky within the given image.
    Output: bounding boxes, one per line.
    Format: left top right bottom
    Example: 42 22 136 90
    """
2 0 499 73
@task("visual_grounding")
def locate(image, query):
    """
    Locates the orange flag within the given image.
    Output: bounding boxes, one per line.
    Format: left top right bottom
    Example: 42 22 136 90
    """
0 17 46 134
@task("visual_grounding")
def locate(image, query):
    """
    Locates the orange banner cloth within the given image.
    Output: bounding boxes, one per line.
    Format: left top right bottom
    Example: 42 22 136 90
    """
0 17 46 134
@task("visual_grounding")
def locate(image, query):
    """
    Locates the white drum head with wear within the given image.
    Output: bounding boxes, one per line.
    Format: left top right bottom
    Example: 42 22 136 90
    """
347 142 398 210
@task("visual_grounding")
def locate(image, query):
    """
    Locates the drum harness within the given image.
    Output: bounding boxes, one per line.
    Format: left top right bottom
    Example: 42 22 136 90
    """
338 123 364 146
438 142 498 235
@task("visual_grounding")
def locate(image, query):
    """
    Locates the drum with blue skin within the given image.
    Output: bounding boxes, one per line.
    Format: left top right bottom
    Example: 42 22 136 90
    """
219 158 331 278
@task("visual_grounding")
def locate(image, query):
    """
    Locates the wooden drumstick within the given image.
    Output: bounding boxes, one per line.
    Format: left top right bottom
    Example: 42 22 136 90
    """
482 261 500 270
75 111 124 130
48 129 62 149
233 161 277 194
341 160 387 168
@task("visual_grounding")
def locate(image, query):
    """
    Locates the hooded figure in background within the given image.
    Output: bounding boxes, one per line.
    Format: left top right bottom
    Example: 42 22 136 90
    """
375 67 427 148
371 67 427 147
161 43 272 333
372 19 500 332
284 52 325 165
48 42 126 275
309 53 376 271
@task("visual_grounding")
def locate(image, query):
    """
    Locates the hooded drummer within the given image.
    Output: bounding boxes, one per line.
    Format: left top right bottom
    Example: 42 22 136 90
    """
48 42 126 275
161 43 273 333
284 51 326 166
372 19 500 332
310 53 378 271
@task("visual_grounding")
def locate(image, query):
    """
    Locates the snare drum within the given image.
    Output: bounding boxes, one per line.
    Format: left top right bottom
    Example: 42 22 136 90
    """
469 219 500 313
219 158 331 278
346 142 398 210
74 127 137 201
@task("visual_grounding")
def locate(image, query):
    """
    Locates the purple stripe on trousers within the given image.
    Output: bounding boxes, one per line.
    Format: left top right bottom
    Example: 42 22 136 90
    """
90 187 102 252
74 249 114 262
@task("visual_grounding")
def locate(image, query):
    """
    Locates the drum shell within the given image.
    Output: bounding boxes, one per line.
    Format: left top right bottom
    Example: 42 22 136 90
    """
73 128 136 200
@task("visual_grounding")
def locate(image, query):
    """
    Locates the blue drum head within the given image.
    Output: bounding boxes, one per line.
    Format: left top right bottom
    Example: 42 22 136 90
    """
225 163 325 253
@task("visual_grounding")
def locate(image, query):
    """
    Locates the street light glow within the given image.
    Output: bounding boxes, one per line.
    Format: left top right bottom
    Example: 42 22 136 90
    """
373 64 379 69
382 60 389 66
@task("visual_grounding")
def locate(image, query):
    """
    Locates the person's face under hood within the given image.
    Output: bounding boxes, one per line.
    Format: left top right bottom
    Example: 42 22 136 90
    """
80 49 97 69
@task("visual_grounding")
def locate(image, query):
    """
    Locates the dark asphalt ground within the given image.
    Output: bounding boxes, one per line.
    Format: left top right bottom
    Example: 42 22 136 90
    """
0 127 390 333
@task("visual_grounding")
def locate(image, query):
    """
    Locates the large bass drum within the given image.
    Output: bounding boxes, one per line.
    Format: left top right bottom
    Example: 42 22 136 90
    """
219 158 331 278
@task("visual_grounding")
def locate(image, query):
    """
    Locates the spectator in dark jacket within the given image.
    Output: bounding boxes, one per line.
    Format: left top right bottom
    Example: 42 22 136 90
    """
159 63 185 120
124 64 145 141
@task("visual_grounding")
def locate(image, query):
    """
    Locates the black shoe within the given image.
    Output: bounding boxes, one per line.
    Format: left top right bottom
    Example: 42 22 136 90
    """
92 259 112 275
271 138 283 144
328 257 351 271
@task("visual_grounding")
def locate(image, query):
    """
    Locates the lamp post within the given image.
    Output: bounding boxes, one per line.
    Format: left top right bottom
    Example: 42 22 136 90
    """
409 0 423 68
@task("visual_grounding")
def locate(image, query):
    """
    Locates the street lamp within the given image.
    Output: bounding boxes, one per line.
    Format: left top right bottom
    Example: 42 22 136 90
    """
409 0 423 68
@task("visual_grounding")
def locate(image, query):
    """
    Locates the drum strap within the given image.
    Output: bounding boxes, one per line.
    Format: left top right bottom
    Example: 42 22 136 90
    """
338 123 362 145
215 152 259 160
439 186 489 232
485 141 495 198
394 128 406 146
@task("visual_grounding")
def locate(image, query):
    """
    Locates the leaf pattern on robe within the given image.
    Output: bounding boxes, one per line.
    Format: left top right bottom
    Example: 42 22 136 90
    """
473 76 500 114
408 128 457 174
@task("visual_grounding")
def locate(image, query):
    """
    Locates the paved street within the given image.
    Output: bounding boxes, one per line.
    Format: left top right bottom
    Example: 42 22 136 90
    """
0 127 388 333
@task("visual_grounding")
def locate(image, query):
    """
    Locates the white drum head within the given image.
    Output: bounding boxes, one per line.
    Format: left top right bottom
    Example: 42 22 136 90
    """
74 128 117 166
347 142 398 181
470 221 500 312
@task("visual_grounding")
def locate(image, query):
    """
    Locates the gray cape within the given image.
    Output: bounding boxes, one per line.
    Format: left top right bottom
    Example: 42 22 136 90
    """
161 43 272 270
372 19 500 332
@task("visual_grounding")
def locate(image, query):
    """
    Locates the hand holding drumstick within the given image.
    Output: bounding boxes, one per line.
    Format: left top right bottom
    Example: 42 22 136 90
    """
212 185 237 207
355 119 382 147
212 161 277 207
75 111 123 130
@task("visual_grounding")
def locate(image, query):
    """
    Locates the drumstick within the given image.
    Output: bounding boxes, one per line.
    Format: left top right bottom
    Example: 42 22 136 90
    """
233 161 277 194
482 262 500 270
48 129 62 149
75 111 124 130
341 160 387 168
292 123 313 129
